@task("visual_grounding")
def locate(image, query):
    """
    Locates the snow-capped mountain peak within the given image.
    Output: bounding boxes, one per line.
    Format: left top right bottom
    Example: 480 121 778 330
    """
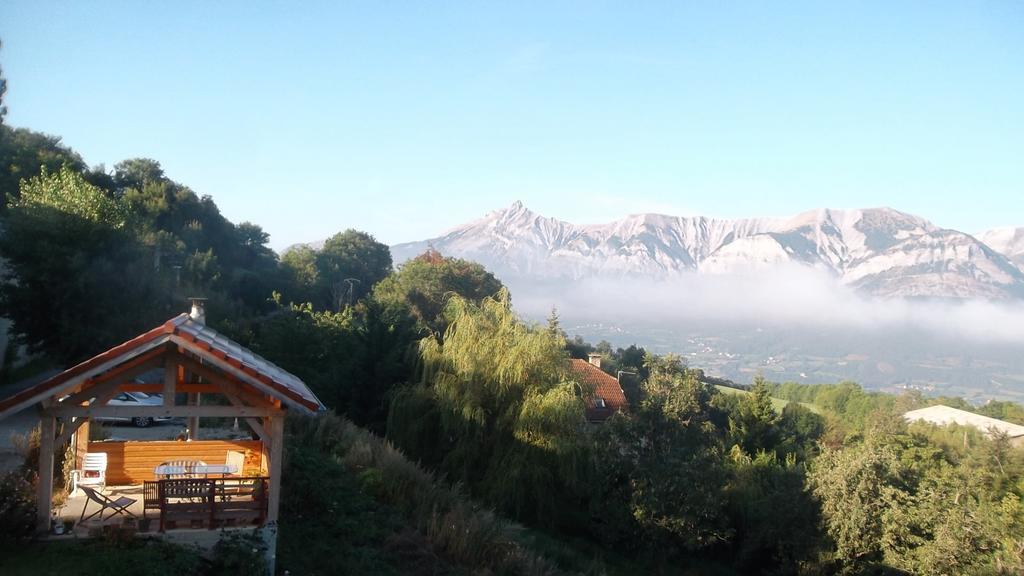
389 204 1024 300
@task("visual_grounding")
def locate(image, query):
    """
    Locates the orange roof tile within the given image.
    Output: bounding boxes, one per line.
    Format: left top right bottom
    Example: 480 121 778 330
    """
568 359 628 422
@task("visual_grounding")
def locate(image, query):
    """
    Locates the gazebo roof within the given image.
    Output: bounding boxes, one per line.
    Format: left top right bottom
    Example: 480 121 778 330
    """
0 313 324 419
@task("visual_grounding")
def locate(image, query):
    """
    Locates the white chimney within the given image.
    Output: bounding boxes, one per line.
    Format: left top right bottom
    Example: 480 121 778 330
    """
188 297 207 325
587 353 602 368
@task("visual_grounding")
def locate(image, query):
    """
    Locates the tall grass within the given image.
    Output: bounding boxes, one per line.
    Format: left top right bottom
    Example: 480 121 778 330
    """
288 413 575 576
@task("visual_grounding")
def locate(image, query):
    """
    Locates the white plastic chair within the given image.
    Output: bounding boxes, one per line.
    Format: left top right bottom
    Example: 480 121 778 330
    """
225 450 245 476
76 452 108 491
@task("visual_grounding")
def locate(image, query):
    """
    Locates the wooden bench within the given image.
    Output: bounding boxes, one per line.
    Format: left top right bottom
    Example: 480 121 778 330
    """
143 477 269 531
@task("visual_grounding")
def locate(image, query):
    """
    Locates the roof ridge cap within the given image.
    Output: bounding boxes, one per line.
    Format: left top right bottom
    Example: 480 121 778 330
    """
163 313 189 333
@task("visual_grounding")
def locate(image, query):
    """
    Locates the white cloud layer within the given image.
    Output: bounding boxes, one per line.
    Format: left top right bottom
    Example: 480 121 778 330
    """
511 265 1024 346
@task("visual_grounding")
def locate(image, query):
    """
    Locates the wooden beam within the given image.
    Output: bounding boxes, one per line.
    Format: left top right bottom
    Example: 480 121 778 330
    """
36 416 56 532
58 377 128 419
0 336 171 421
245 418 267 440
213 381 268 439
74 419 90 469
174 354 273 407
259 417 270 474
55 416 88 448
95 382 127 407
266 416 284 523
60 346 168 402
163 357 176 406
187 393 199 440
121 383 221 394
169 335 314 414
59 377 123 408
44 405 281 418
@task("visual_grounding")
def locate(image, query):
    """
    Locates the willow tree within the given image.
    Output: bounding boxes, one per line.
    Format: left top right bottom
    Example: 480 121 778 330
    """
388 288 589 526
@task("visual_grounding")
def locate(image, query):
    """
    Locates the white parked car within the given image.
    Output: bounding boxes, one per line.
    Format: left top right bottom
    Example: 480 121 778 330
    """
99 392 172 427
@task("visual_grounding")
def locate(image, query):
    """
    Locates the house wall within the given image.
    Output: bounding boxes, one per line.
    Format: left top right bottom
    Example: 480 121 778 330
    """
88 439 264 484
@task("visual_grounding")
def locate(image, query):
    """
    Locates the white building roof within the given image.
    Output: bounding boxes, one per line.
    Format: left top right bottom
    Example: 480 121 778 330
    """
903 404 1024 438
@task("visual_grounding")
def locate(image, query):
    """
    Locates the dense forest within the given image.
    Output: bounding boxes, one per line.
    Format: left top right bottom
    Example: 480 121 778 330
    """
2 74 1024 575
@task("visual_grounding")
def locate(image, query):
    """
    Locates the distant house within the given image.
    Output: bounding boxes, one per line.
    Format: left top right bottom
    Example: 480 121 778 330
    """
569 354 628 423
903 405 1024 445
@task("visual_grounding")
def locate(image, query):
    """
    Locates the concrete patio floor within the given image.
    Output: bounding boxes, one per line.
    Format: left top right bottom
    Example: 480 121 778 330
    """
55 484 149 532
49 484 277 566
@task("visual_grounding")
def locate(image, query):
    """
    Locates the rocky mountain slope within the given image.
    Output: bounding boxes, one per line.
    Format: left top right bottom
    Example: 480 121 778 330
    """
391 202 1024 300
978 228 1024 269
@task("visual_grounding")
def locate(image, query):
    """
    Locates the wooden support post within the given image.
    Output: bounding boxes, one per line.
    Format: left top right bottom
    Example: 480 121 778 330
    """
56 417 89 454
163 358 176 407
187 393 199 440
259 417 270 472
37 416 56 532
74 419 90 469
265 416 285 523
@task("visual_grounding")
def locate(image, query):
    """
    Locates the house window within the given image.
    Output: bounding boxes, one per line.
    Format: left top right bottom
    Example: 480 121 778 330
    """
595 397 606 408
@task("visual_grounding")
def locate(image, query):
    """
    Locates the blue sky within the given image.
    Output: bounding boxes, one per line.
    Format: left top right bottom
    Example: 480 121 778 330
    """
2 1 1022 249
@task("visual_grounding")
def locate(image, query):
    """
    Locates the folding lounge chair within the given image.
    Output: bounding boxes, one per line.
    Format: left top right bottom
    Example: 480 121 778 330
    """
79 485 137 522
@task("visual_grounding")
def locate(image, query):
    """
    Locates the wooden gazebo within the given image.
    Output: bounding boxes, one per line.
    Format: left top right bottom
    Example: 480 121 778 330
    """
0 301 324 532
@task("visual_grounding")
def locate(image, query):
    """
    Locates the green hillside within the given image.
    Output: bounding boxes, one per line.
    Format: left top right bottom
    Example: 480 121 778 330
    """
712 384 821 414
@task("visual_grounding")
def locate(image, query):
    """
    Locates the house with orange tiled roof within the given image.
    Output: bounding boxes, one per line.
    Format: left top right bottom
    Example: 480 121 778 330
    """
569 354 628 423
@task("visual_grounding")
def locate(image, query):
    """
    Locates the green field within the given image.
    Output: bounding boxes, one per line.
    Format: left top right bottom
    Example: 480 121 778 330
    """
713 384 821 414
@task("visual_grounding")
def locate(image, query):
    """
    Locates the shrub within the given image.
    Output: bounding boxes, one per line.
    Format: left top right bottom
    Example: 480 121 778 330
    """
210 530 268 576
0 470 37 544
12 423 74 506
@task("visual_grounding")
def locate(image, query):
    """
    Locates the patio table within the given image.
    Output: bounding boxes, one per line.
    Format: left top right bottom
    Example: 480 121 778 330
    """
154 464 239 478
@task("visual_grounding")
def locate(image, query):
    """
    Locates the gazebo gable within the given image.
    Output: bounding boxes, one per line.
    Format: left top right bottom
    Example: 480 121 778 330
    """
0 313 323 421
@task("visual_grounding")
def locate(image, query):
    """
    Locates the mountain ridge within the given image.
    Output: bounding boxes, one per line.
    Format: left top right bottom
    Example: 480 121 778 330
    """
389 202 1024 300
978 227 1024 269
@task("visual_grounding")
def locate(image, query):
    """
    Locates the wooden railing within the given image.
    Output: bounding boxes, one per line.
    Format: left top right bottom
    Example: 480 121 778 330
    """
143 477 269 531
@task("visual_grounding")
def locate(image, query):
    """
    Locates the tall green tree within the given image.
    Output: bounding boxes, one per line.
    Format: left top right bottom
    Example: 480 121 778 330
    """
807 423 1015 575
226 293 418 434
371 248 503 337
113 158 166 193
316 230 392 311
808 440 910 569
729 375 780 456
0 126 85 212
725 450 822 572
116 158 282 313
0 167 173 362
592 356 729 558
388 289 588 526
279 245 320 305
